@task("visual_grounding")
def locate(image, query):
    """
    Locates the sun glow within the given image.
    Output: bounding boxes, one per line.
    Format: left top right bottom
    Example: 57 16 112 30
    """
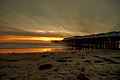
0 36 63 43
35 37 63 41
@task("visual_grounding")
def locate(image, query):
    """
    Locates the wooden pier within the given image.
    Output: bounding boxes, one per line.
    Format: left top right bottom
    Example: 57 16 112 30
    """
62 31 120 50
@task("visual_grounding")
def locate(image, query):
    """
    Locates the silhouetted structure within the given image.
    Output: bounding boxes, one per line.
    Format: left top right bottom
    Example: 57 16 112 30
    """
51 40 61 44
62 31 120 50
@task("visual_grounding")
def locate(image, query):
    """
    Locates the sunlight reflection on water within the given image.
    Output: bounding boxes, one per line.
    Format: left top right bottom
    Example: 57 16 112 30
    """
0 47 67 53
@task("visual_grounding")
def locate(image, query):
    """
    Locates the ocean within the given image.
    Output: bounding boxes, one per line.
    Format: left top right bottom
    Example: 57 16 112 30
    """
0 43 69 53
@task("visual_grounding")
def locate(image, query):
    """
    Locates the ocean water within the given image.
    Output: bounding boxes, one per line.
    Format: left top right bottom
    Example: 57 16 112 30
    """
0 43 69 53
0 43 65 49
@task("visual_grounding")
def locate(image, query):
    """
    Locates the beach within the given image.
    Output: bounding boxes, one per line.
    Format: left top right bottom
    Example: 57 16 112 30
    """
0 50 120 80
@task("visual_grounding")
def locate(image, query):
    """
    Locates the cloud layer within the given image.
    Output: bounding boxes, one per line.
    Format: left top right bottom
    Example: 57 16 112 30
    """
0 0 120 37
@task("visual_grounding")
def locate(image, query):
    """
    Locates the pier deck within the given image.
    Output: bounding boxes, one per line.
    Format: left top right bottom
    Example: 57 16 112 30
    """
62 31 120 50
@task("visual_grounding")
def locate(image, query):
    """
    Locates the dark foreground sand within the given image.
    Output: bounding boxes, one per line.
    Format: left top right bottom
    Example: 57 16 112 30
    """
0 50 120 80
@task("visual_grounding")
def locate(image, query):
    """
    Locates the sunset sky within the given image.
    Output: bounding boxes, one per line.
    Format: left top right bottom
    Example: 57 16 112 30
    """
0 0 120 42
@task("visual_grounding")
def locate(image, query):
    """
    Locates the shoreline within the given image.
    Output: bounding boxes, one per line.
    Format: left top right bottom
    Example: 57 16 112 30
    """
0 50 120 80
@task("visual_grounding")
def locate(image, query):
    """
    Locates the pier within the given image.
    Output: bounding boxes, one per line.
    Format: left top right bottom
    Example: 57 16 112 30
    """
62 31 120 50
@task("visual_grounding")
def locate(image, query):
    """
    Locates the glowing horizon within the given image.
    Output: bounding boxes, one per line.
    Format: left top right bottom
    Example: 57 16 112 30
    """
0 36 64 43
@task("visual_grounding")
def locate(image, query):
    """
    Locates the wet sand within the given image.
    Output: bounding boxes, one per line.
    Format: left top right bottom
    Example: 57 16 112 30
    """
0 50 120 80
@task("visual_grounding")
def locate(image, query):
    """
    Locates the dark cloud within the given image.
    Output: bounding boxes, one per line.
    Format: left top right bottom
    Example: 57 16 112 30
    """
0 26 69 37
0 0 120 37
0 23 70 37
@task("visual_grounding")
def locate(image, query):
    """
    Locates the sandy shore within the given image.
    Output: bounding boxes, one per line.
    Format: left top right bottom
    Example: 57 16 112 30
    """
0 50 120 80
